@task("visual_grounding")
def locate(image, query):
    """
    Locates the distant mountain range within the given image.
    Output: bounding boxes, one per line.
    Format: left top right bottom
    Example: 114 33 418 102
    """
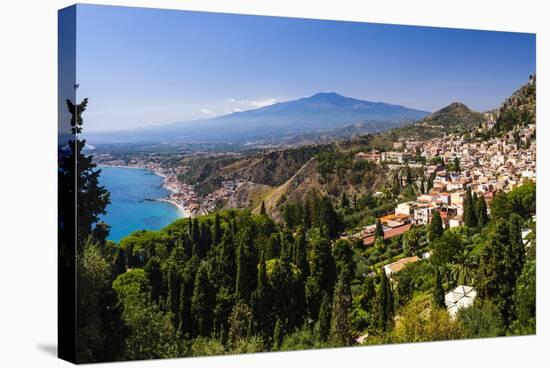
86 92 430 145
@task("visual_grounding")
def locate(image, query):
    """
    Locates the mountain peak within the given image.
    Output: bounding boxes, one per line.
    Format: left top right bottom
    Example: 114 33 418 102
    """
310 92 343 98
420 101 482 128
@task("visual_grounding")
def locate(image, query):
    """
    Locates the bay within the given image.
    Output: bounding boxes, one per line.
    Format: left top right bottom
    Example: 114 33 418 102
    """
98 165 184 242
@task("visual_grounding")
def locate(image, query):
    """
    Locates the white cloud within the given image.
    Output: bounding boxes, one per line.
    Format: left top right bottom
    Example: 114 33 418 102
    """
225 97 278 109
200 108 217 117
247 98 278 108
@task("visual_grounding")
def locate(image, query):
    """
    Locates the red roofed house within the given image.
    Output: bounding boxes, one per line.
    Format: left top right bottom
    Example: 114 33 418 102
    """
363 223 412 246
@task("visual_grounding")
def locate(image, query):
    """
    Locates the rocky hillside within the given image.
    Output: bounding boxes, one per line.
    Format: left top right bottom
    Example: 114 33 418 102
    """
179 145 327 197
495 74 536 132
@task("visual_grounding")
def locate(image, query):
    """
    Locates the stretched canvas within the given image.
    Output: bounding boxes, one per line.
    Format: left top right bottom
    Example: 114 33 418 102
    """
58 4 536 364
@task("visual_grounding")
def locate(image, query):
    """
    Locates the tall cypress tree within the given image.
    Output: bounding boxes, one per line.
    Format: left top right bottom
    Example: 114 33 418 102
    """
199 220 212 257
375 219 385 241
433 268 446 308
144 256 163 304
259 201 267 216
318 292 331 342
217 230 236 292
235 241 249 303
294 227 310 280
192 218 200 248
509 214 525 280
306 230 336 320
319 197 340 239
213 213 223 245
330 272 352 346
251 252 272 337
429 211 444 241
303 199 312 229
426 176 433 193
191 263 214 337
463 187 476 227
476 195 489 227
166 264 181 328
273 318 284 350
377 271 394 332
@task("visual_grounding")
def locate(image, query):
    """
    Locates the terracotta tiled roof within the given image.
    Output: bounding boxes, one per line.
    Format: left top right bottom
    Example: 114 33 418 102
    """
363 223 412 246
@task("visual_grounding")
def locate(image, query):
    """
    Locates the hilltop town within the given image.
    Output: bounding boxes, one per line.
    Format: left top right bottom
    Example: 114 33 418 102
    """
349 111 535 247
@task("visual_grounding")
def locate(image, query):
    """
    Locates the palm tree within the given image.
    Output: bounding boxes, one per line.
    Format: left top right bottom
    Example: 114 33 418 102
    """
450 248 477 286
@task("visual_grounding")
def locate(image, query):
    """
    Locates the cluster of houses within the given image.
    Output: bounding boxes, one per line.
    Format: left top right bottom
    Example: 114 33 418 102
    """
351 114 535 248
201 179 245 213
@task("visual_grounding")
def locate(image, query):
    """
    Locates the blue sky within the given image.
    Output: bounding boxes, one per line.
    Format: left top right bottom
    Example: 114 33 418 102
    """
74 4 536 132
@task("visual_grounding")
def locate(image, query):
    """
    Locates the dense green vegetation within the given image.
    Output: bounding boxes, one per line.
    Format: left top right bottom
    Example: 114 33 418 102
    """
74 180 535 362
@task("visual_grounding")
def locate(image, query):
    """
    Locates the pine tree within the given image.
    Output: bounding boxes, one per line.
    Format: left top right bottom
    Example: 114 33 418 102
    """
433 268 446 308
429 211 444 241
260 201 267 216
330 272 352 346
318 292 331 342
191 264 214 336
420 178 425 194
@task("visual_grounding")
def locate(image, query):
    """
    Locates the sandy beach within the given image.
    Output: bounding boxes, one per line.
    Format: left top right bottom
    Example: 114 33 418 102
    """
99 164 190 217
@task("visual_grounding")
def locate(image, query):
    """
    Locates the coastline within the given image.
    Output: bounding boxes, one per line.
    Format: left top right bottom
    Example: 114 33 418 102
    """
99 164 190 217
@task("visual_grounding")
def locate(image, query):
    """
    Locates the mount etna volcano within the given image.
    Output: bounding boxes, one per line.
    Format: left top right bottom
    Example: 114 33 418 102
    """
87 92 430 145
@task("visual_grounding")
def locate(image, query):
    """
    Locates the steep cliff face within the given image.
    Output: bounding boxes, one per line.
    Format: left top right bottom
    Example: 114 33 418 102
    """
495 76 536 132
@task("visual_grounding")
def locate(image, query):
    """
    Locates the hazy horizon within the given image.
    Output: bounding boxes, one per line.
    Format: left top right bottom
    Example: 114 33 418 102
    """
72 4 535 132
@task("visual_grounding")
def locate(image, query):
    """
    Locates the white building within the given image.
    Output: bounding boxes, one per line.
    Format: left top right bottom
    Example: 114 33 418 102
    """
445 285 476 317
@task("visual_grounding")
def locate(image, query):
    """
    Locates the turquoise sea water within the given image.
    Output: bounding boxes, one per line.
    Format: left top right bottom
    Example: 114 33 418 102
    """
98 166 183 242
